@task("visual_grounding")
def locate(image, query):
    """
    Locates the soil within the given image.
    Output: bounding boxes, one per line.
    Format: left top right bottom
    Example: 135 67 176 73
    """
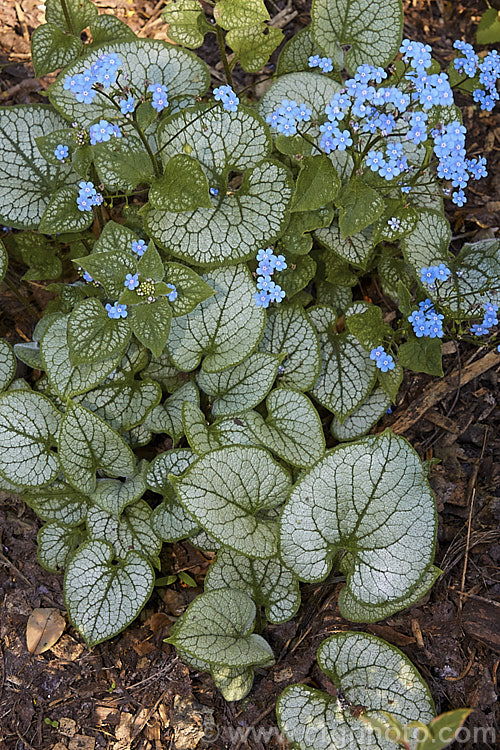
0 1 499 749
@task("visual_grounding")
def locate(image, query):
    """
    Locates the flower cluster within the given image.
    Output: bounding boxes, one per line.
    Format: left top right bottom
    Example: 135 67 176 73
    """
254 248 286 309
432 121 487 206
105 302 128 319
213 85 239 112
420 264 451 287
408 299 444 338
370 346 395 372
131 239 147 257
54 144 68 161
453 43 500 112
148 83 169 112
63 53 122 104
265 99 312 136
76 181 103 212
308 55 334 73
89 119 122 145
470 302 498 336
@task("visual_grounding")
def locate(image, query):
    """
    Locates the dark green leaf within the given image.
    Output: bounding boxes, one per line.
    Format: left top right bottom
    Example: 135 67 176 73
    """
291 155 340 213
73 249 133 297
129 298 172 358
90 14 136 45
149 154 212 212
399 336 443 376
39 186 94 234
162 0 209 48
31 23 82 77
346 304 392 350
137 243 164 281
336 176 384 238
68 298 131 366
476 8 500 45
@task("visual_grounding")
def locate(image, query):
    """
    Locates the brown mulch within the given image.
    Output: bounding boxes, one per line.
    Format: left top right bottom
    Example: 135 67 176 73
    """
0 2 499 749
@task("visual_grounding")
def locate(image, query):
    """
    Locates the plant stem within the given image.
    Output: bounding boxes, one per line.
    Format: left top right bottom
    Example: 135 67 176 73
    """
3 278 39 321
215 25 233 87
60 0 76 36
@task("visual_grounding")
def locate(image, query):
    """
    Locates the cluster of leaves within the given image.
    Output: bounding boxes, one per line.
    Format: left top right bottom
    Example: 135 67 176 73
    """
0 0 497 746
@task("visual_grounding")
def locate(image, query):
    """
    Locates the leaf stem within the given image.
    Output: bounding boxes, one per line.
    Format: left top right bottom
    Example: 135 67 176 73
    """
60 0 76 36
215 25 233 87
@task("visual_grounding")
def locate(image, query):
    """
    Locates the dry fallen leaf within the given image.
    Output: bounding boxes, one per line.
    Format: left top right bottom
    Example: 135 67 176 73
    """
26 608 66 654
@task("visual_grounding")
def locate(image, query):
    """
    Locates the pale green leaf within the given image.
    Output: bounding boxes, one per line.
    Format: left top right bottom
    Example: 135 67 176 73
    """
59 402 136 495
167 265 265 373
0 105 79 230
171 446 291 559
68 298 131 366
41 315 123 399
90 470 147 517
141 351 184 393
46 0 98 34
0 340 16 393
258 304 321 392
206 549 301 624
146 106 292 266
163 262 215 317
64 539 154 647
87 499 161 563
402 208 451 274
211 665 254 703
50 40 210 125
144 380 199 443
308 320 377 422
148 449 199 542
311 0 404 71
438 239 500 318
89 14 137 45
24 480 88 527
166 588 275 668
277 630 434 750
0 391 60 487
476 7 500 44
0 239 7 283
315 220 374 269
225 25 283 73
331 387 391 441
280 431 437 620
78 378 161 432
182 401 220 456
198 352 282 417
277 25 342 75
214 0 269 28
38 521 85 573
31 23 83 77
162 0 208 48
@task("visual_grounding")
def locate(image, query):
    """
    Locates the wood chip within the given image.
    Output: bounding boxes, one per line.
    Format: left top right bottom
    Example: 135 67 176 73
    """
58 718 77 738
26 608 66 654
68 737 95 750
463 600 500 653
49 635 84 661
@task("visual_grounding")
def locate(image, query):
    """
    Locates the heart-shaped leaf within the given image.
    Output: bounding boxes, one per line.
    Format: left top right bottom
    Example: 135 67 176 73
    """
149 154 212 212
279 431 438 621
435 239 500 318
402 208 451 274
0 391 60 487
162 0 209 48
167 265 265 373
64 539 154 647
0 340 16 393
163 262 215 317
309 307 377 421
0 105 79 229
147 449 200 542
315 220 375 269
90 470 147 518
37 521 86 573
46 0 98 34
311 0 404 71
259 304 321 392
206 549 301 624
87 500 161 564
77 378 161 432
144 380 199 443
59 402 136 495
31 22 83 77
50 40 210 125
171 446 291 559
277 631 434 750
198 352 282 417
145 106 293 266
68 298 131 367
331 387 391 441
166 587 274 674
128 298 172 359
41 315 123 399
24 480 88 527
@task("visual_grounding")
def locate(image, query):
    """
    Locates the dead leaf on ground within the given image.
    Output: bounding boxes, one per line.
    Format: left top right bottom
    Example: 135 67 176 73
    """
26 608 66 654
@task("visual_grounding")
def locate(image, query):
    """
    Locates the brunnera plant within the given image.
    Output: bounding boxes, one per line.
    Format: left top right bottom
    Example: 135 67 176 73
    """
0 0 499 744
